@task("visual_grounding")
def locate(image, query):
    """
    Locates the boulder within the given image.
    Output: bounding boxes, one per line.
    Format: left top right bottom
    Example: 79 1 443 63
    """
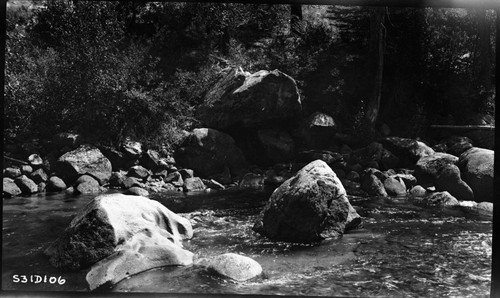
127 165 150 180
4 167 22 179
383 177 406 197
21 165 33 175
409 185 427 197
98 146 137 171
14 175 38 195
196 253 262 282
55 145 112 185
253 160 361 243
122 177 144 189
109 172 126 188
46 176 67 192
360 174 387 197
419 191 460 207
175 128 247 177
351 142 399 171
75 175 102 194
435 165 474 201
124 187 149 197
391 173 417 189
140 149 160 170
442 136 474 156
198 68 301 130
381 137 434 167
298 112 337 149
415 152 459 184
3 178 22 197
257 129 295 164
183 177 206 192
45 194 193 276
28 154 44 167
458 147 494 202
30 168 48 184
164 172 184 187
121 139 143 159
178 169 194 180
203 179 225 190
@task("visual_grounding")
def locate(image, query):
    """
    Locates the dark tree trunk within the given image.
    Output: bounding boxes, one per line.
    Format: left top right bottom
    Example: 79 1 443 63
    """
366 7 386 126
476 9 492 91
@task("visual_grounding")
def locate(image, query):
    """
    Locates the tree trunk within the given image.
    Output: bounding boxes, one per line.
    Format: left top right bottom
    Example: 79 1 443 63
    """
366 8 385 126
476 9 492 91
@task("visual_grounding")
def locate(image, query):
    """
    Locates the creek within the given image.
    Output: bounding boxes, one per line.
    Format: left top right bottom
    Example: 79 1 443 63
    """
2 189 492 297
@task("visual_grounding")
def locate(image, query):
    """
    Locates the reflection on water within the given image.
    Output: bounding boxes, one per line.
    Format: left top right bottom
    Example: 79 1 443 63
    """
2 190 492 297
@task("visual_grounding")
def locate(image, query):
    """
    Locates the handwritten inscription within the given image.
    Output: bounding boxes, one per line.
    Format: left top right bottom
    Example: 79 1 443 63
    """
12 275 66 285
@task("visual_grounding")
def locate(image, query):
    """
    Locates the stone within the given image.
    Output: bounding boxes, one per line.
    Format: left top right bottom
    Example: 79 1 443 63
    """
415 152 459 184
198 68 301 130
98 145 136 171
345 204 362 231
54 145 112 185
109 172 126 188
140 149 160 170
178 169 194 180
122 177 144 189
183 177 206 192
196 253 262 282
351 142 399 171
458 147 494 202
298 112 337 149
165 172 184 187
3 178 22 197
45 194 193 278
21 165 33 175
28 154 44 167
381 137 434 167
435 165 474 201
125 187 149 197
175 128 247 177
419 191 459 207
127 165 150 180
46 176 67 192
38 182 47 193
209 167 232 185
76 182 102 194
253 160 361 243
52 132 83 150
239 173 265 189
121 139 143 158
297 150 343 166
4 167 22 179
442 136 474 157
75 174 100 186
30 168 48 184
203 179 225 190
409 185 427 197
14 175 38 195
383 176 406 197
392 173 417 189
360 174 387 197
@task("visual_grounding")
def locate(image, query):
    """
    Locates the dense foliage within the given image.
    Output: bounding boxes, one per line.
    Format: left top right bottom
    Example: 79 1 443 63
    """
5 1 496 152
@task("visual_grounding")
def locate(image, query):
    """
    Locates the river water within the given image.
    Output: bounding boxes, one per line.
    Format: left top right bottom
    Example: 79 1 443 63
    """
2 189 492 297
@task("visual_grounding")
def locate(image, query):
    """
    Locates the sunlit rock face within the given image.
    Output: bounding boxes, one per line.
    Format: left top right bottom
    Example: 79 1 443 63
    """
44 194 194 290
196 253 262 281
253 160 361 243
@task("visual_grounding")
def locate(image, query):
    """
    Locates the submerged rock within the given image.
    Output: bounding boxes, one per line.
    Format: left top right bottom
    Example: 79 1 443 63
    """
196 253 262 282
44 194 193 279
253 160 361 243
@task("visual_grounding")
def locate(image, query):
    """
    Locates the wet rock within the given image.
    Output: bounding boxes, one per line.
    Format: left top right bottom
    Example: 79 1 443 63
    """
435 165 474 201
360 174 387 197
175 128 247 177
4 167 22 179
198 68 301 131
203 179 225 190
458 147 494 202
21 165 33 175
165 172 184 187
125 187 149 197
109 172 126 188
183 177 206 192
253 160 361 243
46 176 67 192
415 152 459 184
45 194 193 277
409 185 427 197
420 191 459 207
127 165 150 180
14 175 38 195
38 182 47 193
392 173 417 189
345 204 362 231
239 173 265 189
28 154 44 167
384 176 406 197
3 178 22 197
196 253 262 282
55 145 112 185
75 175 101 194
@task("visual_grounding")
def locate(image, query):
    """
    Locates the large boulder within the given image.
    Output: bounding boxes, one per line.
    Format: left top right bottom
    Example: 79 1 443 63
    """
435 165 474 201
175 128 247 177
458 147 494 202
196 253 262 282
381 137 435 167
46 176 67 192
54 145 112 185
14 175 38 195
198 68 301 130
3 178 22 197
253 160 361 243
415 152 459 185
45 194 193 290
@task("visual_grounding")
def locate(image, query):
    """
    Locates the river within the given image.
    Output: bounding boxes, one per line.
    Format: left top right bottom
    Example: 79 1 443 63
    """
2 189 492 297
